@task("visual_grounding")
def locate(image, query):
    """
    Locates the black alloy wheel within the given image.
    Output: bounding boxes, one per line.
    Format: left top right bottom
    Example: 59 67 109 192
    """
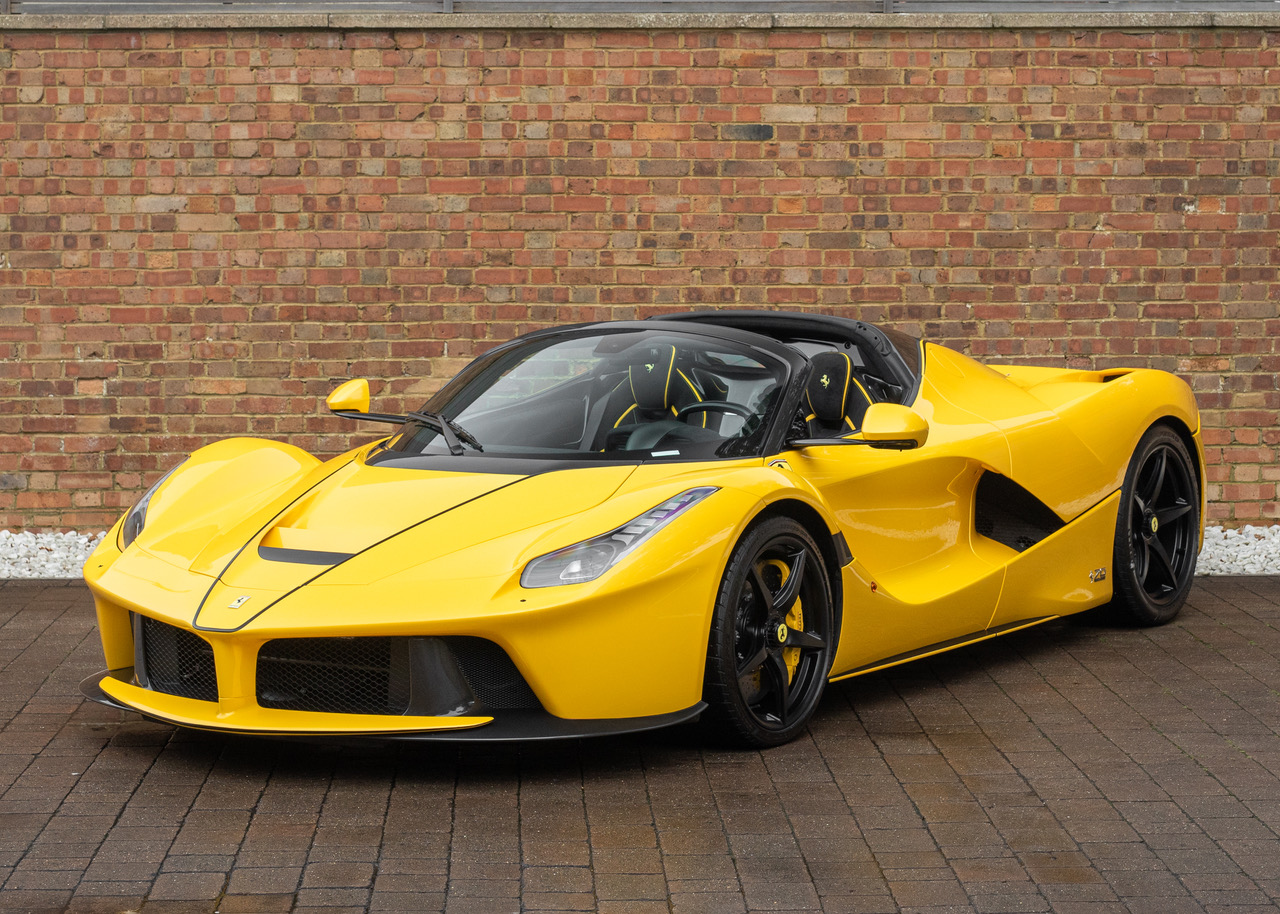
1111 424 1200 625
703 517 835 747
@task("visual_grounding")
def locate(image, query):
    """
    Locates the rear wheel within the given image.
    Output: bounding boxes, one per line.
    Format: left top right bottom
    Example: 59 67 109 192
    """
1111 425 1200 626
703 517 835 747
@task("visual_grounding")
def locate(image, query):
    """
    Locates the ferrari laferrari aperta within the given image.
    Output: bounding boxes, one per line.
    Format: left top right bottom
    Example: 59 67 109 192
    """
82 312 1204 747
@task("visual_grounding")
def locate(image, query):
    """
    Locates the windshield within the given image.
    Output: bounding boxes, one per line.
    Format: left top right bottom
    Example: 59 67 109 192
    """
384 328 790 462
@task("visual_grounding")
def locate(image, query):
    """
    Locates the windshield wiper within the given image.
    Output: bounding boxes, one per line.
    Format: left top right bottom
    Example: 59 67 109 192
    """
406 411 483 456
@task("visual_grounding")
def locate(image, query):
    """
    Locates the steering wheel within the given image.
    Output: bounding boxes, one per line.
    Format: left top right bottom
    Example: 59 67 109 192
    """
675 401 755 421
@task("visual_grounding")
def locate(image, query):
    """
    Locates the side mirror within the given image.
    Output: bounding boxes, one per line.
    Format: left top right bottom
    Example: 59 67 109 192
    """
327 378 371 414
326 380 407 425
787 402 929 451
860 402 929 450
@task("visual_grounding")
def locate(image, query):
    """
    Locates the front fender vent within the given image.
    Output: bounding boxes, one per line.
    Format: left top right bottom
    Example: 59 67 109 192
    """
974 472 1065 553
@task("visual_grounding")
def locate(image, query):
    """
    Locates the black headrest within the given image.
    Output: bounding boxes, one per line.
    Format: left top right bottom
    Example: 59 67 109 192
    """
806 350 855 422
628 345 678 412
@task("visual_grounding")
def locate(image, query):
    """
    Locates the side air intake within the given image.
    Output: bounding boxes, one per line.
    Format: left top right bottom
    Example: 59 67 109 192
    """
974 473 1065 553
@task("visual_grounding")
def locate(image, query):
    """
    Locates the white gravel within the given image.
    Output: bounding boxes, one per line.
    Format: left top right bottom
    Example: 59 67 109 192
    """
1 530 107 579
2 526 1279 579
1194 525 1280 576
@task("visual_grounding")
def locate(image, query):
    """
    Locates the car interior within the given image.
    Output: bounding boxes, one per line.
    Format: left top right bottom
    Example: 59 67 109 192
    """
387 316 923 461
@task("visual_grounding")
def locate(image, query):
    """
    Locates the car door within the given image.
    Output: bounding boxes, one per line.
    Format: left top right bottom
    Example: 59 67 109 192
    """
785 345 1016 676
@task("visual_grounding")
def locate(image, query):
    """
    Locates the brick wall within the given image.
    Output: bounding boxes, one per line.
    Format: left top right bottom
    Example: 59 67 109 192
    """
1 17 1277 530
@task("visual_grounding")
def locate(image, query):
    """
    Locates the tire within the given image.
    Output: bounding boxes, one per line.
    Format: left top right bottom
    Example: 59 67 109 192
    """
1110 424 1200 626
703 517 835 748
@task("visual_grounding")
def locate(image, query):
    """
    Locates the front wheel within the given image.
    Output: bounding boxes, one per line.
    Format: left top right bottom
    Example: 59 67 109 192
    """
703 517 835 748
1110 425 1200 626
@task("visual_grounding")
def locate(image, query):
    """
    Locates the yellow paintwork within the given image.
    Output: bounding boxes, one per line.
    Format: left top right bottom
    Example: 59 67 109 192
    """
326 378 370 414
83 337 1205 738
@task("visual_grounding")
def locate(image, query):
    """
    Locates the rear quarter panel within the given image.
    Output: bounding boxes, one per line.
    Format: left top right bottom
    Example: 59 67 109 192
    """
929 347 1200 522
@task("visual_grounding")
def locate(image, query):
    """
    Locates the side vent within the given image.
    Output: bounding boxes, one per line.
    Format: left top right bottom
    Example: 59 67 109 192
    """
974 473 1065 553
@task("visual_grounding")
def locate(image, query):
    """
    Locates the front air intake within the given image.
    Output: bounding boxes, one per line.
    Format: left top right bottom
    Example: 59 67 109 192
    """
446 636 542 711
255 636 541 716
134 614 219 702
257 637 412 715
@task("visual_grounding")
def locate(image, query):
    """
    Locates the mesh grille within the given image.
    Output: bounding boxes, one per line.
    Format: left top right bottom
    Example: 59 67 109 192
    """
139 615 218 702
445 637 542 710
257 637 411 715
255 636 541 715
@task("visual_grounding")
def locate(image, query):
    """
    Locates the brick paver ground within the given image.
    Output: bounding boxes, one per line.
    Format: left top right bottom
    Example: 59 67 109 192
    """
2 578 1280 914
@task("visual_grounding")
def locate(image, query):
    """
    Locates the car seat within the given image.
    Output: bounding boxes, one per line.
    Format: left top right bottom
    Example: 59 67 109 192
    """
805 350 874 437
596 344 706 449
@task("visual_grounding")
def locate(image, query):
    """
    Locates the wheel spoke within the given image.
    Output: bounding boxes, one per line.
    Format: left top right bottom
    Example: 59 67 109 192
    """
1135 537 1151 586
773 549 806 614
1149 536 1177 590
1156 501 1192 526
737 645 768 680
1141 449 1168 506
748 565 775 615
761 651 791 726
787 628 825 650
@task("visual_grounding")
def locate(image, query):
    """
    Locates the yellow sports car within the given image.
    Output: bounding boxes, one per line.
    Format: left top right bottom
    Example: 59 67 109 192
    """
81 312 1203 747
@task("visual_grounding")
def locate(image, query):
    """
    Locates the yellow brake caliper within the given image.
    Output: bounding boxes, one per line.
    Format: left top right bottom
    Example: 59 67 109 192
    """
762 558 802 683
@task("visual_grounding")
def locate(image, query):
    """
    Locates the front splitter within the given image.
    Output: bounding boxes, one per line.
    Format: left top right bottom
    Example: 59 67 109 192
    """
80 669 705 742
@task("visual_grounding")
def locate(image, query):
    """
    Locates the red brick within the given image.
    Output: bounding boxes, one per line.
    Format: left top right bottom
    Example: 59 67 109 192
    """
0 23 1275 530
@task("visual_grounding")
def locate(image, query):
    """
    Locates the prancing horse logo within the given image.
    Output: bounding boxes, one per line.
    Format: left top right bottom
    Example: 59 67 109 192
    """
820 374 830 388
645 363 655 373
228 595 251 609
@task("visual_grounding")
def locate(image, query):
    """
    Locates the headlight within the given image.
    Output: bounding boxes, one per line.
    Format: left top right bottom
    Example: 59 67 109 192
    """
521 486 718 588
120 462 184 549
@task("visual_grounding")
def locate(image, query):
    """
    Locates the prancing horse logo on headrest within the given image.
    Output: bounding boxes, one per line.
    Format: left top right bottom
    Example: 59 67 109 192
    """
645 363 655 373
820 374 831 388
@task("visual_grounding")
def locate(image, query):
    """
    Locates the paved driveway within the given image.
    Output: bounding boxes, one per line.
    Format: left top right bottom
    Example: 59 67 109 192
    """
1 578 1279 914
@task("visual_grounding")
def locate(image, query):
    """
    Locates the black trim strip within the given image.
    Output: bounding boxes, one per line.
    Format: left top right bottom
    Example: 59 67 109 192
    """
832 616 1058 679
332 409 406 425
367 452 630 474
257 546 355 566
130 615 149 689
833 532 854 566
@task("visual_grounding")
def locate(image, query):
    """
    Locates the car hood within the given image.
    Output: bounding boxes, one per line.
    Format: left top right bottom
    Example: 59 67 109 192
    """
181 457 638 630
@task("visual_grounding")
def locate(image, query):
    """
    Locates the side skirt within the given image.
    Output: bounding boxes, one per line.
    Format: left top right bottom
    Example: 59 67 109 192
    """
827 615 1059 683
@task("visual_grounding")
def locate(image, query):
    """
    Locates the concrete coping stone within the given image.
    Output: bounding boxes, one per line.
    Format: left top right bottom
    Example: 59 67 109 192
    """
103 13 331 28
1 10 1277 29
987 11 1214 27
326 12 775 28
